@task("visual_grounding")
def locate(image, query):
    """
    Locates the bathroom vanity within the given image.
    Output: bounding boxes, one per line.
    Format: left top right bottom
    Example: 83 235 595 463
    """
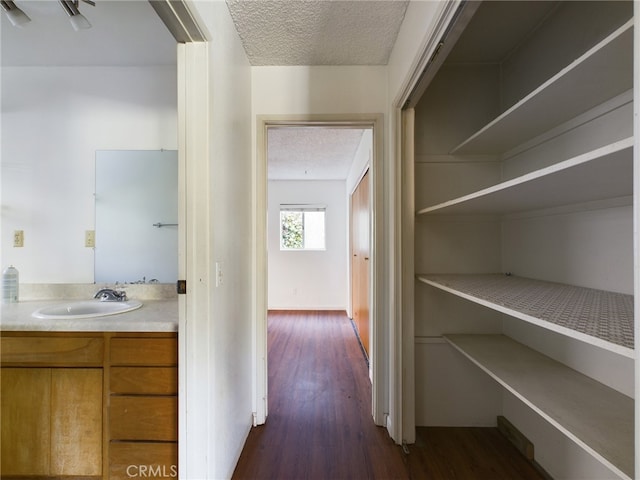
0 297 178 479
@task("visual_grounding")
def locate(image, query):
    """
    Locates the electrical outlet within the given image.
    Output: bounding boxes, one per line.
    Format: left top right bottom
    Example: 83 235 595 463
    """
13 230 24 248
85 230 95 248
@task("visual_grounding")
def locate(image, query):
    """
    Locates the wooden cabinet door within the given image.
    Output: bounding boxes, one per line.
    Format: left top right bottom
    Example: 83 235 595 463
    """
0 368 102 476
1 368 51 475
351 170 371 355
51 368 103 476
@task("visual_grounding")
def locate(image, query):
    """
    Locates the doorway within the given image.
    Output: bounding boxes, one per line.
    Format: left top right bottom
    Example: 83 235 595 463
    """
256 115 384 427
266 126 364 312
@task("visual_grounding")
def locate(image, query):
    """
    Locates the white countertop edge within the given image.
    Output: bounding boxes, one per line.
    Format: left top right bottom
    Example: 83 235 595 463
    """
1 299 178 332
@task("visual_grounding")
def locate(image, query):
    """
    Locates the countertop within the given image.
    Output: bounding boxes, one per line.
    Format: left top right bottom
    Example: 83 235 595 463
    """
1 298 178 332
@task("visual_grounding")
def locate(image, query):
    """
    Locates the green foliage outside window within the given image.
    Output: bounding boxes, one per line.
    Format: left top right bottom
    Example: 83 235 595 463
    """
281 211 304 249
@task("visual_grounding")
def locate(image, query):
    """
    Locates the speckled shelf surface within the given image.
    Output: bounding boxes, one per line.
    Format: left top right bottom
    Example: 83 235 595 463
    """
1 284 178 332
418 274 634 354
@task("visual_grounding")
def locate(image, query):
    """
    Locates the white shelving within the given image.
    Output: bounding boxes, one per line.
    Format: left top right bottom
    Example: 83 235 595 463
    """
417 138 633 216
443 334 634 480
451 20 633 155
418 274 634 358
409 3 635 477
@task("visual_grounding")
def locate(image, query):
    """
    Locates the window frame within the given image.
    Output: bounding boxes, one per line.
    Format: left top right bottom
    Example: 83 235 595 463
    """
279 204 327 251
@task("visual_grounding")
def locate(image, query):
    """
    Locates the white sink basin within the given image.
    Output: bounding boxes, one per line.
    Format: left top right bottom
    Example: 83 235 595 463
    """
32 299 143 319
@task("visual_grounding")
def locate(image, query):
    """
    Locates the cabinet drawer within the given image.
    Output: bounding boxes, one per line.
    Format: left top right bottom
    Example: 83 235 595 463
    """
109 442 177 480
110 367 177 394
110 338 177 366
0 336 104 366
110 396 177 441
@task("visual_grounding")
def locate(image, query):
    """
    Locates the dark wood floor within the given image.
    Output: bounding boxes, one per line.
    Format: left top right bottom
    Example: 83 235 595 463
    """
232 310 545 480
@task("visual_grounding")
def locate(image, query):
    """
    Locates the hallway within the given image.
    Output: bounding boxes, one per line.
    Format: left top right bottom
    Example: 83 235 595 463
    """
233 310 404 478
232 311 544 479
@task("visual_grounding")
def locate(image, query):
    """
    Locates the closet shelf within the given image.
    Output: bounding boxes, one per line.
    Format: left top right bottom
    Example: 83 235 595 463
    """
417 138 633 216
451 20 633 155
443 334 634 480
417 274 634 358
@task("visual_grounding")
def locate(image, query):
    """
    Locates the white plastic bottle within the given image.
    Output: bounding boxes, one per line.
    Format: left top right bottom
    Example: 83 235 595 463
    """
2 265 19 304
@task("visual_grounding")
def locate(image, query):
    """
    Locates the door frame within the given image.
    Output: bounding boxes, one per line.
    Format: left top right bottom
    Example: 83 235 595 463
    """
392 0 471 446
177 41 211 477
255 114 385 426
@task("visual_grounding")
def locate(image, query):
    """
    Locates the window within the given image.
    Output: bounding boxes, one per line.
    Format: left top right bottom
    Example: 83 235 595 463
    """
280 205 326 250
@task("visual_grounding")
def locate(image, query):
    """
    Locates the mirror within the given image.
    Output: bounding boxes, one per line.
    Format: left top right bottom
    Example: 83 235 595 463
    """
95 150 178 283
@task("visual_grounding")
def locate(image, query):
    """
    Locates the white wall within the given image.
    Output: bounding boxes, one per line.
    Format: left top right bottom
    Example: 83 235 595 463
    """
346 129 373 194
0 66 177 283
268 180 347 310
502 207 633 295
184 2 254 478
252 66 387 116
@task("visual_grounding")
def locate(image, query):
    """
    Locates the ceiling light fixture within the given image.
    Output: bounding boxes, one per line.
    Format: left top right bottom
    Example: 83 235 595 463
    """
59 0 95 31
0 1 31 27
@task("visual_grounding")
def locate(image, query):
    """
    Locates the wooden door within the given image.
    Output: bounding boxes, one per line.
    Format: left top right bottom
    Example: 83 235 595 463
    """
351 170 371 356
1 368 51 475
1 367 102 476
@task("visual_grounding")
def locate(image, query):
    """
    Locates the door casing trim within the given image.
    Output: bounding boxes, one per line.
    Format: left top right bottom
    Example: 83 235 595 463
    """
254 114 386 427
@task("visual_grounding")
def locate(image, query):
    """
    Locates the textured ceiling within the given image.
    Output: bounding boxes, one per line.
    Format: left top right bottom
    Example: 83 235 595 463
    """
268 128 367 180
225 0 409 65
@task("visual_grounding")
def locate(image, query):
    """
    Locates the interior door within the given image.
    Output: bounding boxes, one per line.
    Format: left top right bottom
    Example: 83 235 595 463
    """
351 169 370 356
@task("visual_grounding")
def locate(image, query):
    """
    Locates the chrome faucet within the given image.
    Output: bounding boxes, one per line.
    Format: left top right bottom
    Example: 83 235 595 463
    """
94 288 127 302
